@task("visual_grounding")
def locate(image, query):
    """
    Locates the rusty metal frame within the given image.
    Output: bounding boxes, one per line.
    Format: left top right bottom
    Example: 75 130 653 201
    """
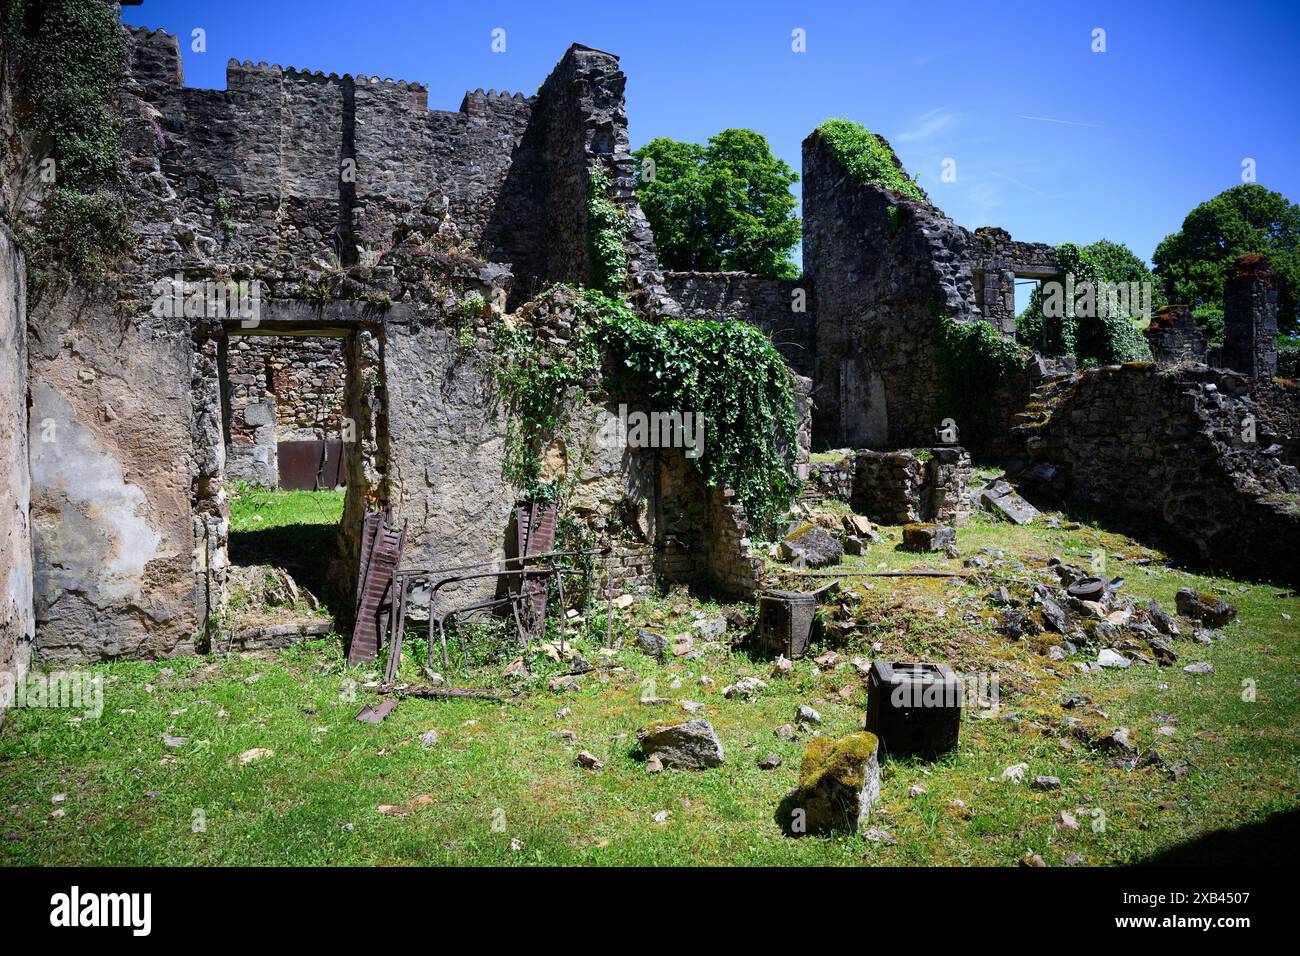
379 548 607 676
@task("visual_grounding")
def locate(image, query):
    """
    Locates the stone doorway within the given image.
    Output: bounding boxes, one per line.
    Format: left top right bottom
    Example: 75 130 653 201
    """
191 303 388 648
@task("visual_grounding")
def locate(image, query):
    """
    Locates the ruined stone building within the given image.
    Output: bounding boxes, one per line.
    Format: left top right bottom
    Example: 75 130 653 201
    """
1 8 1296 699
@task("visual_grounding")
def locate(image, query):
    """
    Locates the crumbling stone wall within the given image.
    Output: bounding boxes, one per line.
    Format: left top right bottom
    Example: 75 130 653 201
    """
803 130 977 450
850 448 971 525
1 224 33 711
16 20 809 662
1221 254 1279 380
225 336 346 442
1145 304 1208 367
661 272 813 379
1019 363 1300 584
968 227 1060 336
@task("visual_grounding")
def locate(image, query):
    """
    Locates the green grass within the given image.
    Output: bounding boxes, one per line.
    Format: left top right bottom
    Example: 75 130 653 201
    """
2 505 1297 866
228 485 345 533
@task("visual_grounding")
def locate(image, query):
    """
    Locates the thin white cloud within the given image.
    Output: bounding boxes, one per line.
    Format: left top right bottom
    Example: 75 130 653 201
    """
1017 114 1159 136
895 108 957 143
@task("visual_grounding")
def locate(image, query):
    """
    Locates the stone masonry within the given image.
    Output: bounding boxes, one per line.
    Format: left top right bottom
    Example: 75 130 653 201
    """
4 6 1296 664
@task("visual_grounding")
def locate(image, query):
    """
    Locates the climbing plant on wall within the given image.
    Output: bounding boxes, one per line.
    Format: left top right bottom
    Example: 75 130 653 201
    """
492 287 802 534
2 0 135 278
936 311 1027 447
586 164 628 296
579 291 800 534
493 307 600 498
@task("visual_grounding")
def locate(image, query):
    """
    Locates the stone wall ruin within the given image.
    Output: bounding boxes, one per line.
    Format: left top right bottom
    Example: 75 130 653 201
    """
6 7 1298 667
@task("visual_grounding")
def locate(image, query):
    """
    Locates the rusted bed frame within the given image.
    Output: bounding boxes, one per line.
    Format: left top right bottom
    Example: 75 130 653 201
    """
380 547 612 683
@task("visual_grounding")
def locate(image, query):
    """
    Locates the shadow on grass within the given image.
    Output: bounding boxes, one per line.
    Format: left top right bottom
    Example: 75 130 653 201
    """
228 521 350 624
1137 809 1300 865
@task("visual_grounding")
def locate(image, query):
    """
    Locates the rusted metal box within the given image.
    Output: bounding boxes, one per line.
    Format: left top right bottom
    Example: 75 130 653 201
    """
866 661 961 761
756 589 817 659
278 439 345 490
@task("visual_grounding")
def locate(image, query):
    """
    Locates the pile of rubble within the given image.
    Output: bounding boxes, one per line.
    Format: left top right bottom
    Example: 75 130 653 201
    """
773 509 886 568
983 556 1236 671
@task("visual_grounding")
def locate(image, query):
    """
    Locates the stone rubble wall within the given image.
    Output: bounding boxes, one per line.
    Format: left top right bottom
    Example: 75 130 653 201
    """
803 130 977 451
0 224 33 713
1221 255 1279 380
221 334 348 486
1145 304 1208 367
660 272 814 379
1020 362 1300 584
851 448 971 525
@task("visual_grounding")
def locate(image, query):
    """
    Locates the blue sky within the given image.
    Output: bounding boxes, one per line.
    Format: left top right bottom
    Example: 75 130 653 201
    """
125 0 1298 290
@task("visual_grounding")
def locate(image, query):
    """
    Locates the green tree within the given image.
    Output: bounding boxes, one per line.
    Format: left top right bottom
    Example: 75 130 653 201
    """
634 129 800 278
1153 184 1300 335
1016 240 1155 365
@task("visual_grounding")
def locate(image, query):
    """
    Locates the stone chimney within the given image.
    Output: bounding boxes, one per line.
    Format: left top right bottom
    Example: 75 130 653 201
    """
1221 253 1278 379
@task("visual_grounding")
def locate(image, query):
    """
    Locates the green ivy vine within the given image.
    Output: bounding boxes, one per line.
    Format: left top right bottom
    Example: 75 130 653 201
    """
936 312 1027 446
582 291 800 533
493 287 802 534
493 303 600 498
1017 242 1152 366
586 164 628 296
2 0 135 278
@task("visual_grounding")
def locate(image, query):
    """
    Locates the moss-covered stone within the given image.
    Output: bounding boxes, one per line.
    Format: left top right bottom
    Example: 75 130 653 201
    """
792 731 881 834
798 732 879 790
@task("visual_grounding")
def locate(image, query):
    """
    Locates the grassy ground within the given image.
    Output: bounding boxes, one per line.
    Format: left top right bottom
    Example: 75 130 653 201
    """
1 497 1297 866
225 484 346 622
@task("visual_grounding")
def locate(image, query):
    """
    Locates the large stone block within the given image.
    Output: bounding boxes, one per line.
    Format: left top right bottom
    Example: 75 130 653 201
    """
793 732 881 833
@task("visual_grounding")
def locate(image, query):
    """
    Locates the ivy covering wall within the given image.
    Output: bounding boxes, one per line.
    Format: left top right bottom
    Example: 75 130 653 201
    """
494 288 801 534
1 0 134 278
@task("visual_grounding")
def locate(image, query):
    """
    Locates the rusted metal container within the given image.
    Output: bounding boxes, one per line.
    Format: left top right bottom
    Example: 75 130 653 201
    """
278 439 345 490
756 589 818 659
866 661 962 761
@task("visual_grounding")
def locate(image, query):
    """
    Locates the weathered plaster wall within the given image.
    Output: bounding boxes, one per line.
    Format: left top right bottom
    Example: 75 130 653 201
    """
1 224 33 711
27 289 199 662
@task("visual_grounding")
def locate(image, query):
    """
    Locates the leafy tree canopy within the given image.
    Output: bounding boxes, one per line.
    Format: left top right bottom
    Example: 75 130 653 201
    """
634 129 800 278
1017 240 1156 365
1153 184 1300 335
